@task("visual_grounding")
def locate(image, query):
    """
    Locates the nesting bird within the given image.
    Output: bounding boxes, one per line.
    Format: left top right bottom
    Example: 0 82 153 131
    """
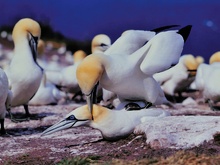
42 104 170 141
153 54 202 100
4 18 43 117
195 51 220 110
76 25 192 112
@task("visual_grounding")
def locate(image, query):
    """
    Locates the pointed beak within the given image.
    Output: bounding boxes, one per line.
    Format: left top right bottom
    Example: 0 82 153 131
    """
86 82 99 113
41 119 77 136
86 93 93 113
29 34 38 60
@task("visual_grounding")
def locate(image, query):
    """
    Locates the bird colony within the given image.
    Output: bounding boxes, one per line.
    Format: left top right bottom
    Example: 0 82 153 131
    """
1 18 220 149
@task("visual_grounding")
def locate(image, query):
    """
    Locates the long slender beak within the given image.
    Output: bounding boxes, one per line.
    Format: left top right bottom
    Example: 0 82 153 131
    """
86 82 99 113
86 94 93 113
29 33 38 61
41 119 77 136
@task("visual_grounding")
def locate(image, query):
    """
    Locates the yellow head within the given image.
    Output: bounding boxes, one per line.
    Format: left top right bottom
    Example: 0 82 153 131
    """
70 104 109 122
195 56 204 64
12 18 41 43
73 50 87 63
41 104 110 136
209 51 220 64
91 34 111 53
183 54 199 76
76 54 104 95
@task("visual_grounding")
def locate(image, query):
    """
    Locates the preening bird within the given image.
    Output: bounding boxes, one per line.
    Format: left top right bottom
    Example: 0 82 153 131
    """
153 54 202 99
42 104 170 141
76 25 192 112
4 18 43 118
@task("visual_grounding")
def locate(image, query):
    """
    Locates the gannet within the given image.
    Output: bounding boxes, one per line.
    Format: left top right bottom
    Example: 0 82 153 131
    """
0 68 11 134
195 52 220 110
91 34 111 53
153 54 201 98
4 18 43 117
29 73 66 105
76 25 192 112
195 63 220 110
42 104 170 141
101 25 180 108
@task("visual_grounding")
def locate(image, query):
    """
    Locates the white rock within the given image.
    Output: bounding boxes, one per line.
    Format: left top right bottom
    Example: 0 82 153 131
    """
134 116 220 149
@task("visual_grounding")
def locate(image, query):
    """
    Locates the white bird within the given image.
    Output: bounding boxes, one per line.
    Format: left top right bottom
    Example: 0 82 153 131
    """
42 104 170 141
4 18 43 117
195 52 220 110
29 73 66 106
153 54 201 99
101 25 180 108
76 26 192 112
91 34 111 53
0 68 11 134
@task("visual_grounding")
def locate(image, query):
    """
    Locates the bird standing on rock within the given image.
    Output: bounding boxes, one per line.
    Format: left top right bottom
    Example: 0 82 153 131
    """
4 18 43 119
76 25 192 112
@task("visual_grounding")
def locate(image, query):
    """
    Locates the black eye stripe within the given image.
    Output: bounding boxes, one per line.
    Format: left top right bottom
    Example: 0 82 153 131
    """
66 115 76 120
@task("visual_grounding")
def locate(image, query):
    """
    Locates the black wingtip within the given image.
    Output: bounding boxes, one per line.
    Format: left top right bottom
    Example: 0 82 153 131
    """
177 25 192 42
150 25 180 34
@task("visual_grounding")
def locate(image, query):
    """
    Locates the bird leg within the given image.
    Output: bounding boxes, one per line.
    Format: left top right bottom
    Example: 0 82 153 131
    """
0 119 6 135
24 104 30 117
7 105 30 123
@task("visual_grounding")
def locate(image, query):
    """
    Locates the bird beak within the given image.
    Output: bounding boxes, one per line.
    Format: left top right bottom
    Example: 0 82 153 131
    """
85 82 99 114
29 33 39 62
42 119 76 136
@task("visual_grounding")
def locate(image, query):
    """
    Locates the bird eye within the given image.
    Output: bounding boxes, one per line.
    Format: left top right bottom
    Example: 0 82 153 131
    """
66 115 76 120
100 43 107 47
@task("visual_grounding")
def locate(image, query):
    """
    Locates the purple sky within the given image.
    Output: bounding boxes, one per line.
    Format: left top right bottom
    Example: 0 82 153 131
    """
1 0 220 61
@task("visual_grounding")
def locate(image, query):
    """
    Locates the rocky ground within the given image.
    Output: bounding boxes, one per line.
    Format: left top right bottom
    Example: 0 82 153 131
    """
1 91 220 165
